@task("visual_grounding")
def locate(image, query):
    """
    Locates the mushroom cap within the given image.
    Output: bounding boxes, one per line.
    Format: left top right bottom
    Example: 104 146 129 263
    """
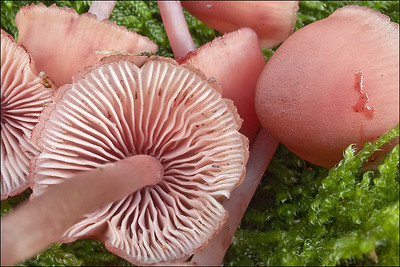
255 5 399 168
29 56 249 265
181 1 299 49
15 3 158 87
1 29 55 200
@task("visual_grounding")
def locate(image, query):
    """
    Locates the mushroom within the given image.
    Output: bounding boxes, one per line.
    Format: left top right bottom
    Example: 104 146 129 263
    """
28 55 249 265
1 154 163 266
181 1 299 49
1 29 55 200
255 5 399 168
15 3 158 87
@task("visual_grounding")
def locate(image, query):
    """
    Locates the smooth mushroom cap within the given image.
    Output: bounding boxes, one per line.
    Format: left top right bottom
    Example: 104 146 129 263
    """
15 3 158 87
29 56 249 265
1 29 55 200
181 1 299 49
255 5 399 168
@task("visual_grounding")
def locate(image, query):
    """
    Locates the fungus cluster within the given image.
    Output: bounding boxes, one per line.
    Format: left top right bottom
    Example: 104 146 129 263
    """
2 3 245 265
157 2 399 265
2 1 398 266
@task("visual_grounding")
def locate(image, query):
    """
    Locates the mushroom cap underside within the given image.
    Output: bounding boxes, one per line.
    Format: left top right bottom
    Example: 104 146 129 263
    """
1 29 54 200
30 56 249 265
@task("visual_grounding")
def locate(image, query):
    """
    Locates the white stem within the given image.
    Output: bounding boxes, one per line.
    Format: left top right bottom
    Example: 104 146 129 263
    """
1 155 163 266
158 0 197 58
190 128 279 265
88 1 117 21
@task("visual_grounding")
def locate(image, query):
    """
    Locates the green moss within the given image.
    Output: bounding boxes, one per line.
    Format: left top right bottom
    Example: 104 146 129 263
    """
15 239 134 266
1 189 32 215
224 125 399 266
1 1 399 266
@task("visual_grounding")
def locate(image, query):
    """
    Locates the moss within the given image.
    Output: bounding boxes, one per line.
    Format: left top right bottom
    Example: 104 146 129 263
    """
224 126 399 266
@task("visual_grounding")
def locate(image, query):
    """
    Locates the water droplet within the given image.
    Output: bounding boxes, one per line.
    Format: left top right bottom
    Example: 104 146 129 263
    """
352 70 374 119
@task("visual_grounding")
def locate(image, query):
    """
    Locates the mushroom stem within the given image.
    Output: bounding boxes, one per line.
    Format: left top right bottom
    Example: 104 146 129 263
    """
190 128 279 265
88 0 116 21
157 0 197 59
1 155 163 266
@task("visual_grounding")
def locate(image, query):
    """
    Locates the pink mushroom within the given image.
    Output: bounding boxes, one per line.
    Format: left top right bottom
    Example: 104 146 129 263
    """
15 3 158 87
181 1 299 49
255 5 399 168
1 155 163 266
28 55 249 265
1 29 55 200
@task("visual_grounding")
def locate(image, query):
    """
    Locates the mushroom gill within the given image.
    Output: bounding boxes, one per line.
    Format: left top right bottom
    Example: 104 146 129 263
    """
1 29 55 200
29 56 249 265
15 3 158 87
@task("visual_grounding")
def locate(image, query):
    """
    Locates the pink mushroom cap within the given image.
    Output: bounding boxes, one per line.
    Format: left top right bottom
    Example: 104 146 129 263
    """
181 1 299 49
15 3 158 87
255 5 399 168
